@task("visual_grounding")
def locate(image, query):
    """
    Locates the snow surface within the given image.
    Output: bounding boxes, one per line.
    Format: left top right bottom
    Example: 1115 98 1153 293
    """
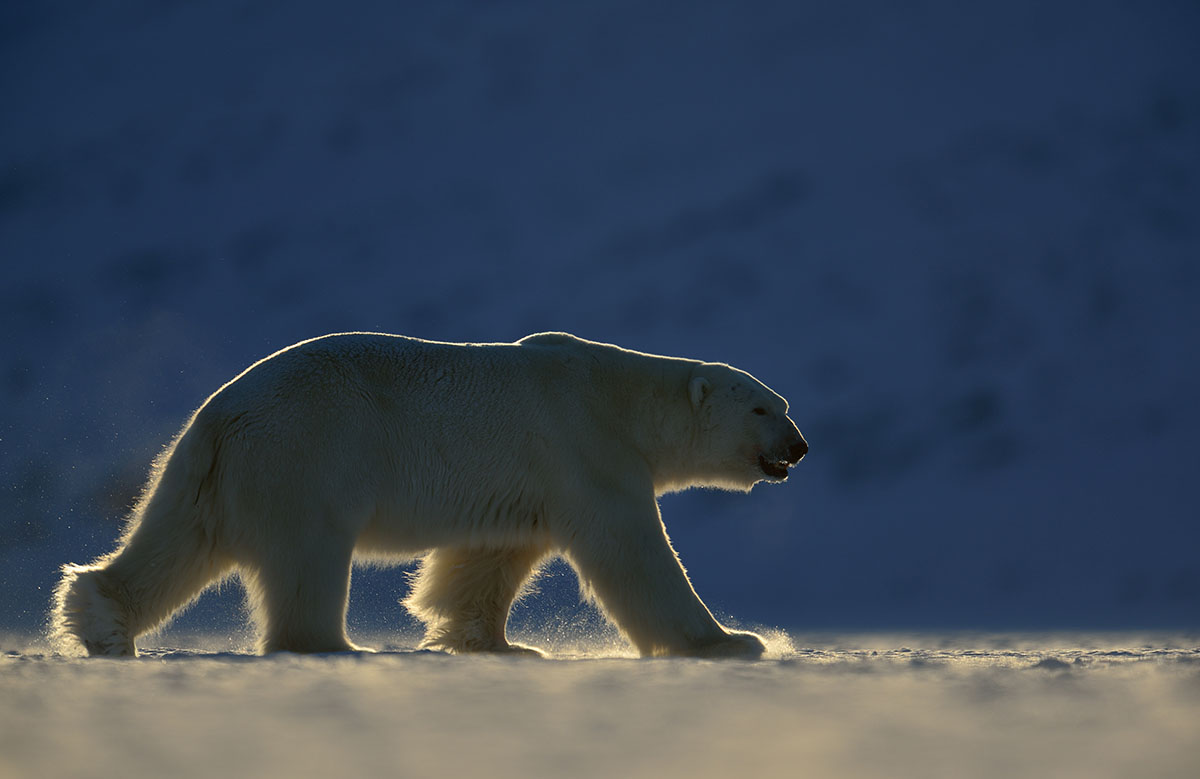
2 0 1198 637
2 633 1197 779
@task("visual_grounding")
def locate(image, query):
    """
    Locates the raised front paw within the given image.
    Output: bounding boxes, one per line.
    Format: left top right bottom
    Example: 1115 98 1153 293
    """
690 629 767 659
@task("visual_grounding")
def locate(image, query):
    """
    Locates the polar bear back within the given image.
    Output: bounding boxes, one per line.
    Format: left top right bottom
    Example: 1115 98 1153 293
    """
188 332 694 552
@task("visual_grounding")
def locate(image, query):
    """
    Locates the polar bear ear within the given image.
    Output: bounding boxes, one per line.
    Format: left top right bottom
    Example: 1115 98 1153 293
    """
689 376 712 410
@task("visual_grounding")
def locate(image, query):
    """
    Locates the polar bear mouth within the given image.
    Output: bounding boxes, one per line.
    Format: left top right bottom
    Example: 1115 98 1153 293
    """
758 455 790 480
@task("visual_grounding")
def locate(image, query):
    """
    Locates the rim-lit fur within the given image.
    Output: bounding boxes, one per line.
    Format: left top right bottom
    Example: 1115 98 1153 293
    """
49 332 803 658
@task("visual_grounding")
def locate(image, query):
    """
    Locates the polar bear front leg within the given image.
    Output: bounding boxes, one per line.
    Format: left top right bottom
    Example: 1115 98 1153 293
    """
404 545 548 655
564 493 766 659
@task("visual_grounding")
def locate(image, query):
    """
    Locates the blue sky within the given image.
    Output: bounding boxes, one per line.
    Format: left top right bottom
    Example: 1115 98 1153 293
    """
2 0 1197 634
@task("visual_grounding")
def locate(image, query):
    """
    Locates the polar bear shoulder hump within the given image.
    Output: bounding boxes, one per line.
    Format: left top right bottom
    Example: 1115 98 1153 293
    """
516 331 587 348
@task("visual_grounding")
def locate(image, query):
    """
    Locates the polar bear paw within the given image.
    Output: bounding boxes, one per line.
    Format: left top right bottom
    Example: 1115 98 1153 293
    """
51 565 136 657
420 627 546 657
495 642 547 658
427 639 546 658
690 629 767 659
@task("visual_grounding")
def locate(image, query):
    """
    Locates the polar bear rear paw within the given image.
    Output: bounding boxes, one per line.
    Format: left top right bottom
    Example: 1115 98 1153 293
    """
690 630 767 659
52 565 137 657
83 633 136 657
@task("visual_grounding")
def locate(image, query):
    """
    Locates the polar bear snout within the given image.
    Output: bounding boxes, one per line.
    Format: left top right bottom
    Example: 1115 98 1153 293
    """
787 435 808 464
756 433 806 481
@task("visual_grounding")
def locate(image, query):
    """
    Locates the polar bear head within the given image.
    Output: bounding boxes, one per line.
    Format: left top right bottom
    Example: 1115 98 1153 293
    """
684 362 808 492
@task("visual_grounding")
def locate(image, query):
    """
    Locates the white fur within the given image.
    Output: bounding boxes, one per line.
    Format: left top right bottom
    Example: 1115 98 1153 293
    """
50 332 806 658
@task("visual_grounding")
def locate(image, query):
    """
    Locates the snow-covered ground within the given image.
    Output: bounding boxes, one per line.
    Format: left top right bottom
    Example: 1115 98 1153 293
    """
2 633 1197 779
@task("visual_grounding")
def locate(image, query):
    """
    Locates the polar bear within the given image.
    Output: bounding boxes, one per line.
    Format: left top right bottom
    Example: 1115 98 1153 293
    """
51 332 807 658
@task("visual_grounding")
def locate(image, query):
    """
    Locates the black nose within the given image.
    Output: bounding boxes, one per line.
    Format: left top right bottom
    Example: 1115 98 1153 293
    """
788 436 808 463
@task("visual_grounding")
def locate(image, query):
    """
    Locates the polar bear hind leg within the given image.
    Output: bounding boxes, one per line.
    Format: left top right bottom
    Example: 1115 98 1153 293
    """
405 546 549 655
51 506 233 657
242 534 360 654
51 415 242 656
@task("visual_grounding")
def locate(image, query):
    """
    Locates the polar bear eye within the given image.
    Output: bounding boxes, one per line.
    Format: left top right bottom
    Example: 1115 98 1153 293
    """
752 407 767 416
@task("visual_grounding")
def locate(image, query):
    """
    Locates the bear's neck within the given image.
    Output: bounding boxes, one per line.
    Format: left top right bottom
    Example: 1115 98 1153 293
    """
586 351 700 495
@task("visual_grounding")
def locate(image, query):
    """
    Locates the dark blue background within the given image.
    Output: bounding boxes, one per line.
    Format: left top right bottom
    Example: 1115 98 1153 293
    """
2 0 1197 637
